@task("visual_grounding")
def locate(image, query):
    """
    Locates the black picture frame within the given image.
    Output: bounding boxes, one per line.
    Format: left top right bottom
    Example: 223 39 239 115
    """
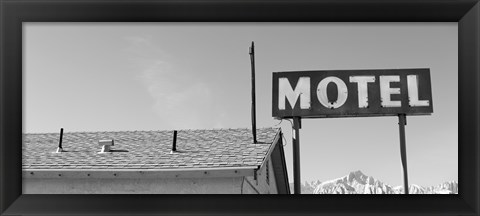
1 0 478 215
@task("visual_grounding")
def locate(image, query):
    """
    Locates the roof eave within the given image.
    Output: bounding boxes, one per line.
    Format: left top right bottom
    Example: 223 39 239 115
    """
257 128 282 171
23 166 257 179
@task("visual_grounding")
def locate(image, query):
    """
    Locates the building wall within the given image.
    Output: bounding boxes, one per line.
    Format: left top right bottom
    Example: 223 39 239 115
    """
23 156 280 194
23 177 244 194
241 156 278 194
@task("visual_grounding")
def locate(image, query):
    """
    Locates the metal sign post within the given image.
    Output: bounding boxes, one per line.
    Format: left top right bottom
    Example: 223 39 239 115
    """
398 114 409 194
292 117 301 194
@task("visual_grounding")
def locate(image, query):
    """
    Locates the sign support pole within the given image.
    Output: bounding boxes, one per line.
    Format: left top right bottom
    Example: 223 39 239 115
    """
398 114 409 194
292 116 302 194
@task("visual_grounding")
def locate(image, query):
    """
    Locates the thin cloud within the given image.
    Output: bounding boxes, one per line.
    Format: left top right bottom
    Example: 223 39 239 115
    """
124 36 225 129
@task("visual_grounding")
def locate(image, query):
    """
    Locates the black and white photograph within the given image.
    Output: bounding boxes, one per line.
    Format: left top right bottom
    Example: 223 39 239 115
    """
22 23 457 194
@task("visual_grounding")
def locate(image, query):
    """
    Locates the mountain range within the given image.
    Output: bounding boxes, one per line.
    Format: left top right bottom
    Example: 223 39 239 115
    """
291 170 458 194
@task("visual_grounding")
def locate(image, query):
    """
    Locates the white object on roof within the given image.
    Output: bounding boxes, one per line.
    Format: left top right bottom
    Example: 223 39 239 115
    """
55 147 63 153
98 139 114 153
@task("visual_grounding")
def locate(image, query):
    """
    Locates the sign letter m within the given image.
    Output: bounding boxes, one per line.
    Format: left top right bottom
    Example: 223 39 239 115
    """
278 77 311 110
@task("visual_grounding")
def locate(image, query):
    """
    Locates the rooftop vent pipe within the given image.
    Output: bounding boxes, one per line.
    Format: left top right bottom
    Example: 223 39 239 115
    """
170 130 177 154
55 128 64 153
99 139 114 153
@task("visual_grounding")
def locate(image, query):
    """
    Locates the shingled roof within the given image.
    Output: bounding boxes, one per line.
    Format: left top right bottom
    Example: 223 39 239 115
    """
22 127 280 170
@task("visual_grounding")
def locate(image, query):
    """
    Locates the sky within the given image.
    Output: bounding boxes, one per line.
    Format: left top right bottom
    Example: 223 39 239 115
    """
23 23 458 187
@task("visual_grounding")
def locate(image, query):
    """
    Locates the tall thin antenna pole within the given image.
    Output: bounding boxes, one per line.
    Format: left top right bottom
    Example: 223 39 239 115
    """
249 41 257 144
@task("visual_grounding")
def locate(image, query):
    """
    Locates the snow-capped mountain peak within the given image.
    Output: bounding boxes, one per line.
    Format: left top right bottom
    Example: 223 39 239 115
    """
312 171 458 194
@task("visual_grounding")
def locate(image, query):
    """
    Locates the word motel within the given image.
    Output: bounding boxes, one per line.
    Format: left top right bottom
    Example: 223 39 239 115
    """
272 68 433 118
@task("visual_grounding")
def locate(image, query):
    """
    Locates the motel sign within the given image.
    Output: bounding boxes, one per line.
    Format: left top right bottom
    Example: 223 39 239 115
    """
272 68 433 194
272 68 433 118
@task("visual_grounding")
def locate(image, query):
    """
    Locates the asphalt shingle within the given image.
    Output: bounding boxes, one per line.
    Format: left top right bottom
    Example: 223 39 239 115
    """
23 127 280 170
